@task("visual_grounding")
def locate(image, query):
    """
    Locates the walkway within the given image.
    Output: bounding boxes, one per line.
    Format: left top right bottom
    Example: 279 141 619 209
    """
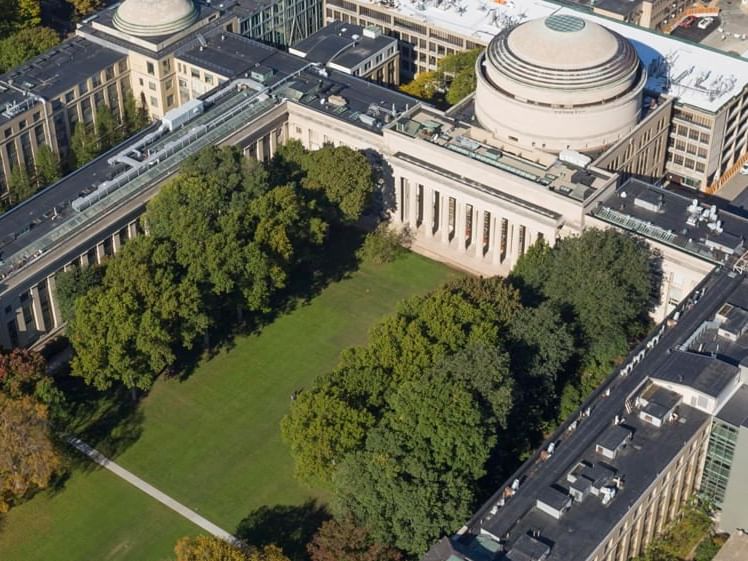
66 436 237 542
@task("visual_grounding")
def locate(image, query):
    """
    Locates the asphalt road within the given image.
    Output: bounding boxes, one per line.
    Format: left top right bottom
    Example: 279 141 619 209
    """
472 268 742 540
671 16 721 44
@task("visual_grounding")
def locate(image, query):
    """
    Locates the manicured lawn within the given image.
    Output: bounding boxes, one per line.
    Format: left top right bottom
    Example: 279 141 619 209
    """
0 253 458 561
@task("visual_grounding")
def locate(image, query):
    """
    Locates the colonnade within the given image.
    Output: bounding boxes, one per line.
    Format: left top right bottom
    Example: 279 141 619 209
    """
394 175 546 275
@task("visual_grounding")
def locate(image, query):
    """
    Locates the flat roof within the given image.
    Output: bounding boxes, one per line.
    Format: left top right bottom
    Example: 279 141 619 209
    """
291 21 396 68
717 384 748 427
591 178 748 263
392 106 609 203
178 29 309 80
651 351 739 397
349 0 748 112
424 272 747 561
0 37 124 124
593 0 641 18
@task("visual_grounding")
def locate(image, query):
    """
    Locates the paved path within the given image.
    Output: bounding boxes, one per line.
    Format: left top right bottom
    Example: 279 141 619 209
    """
67 436 237 542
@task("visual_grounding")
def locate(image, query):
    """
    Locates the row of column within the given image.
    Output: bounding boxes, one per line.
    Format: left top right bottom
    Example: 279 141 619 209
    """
0 219 141 350
398 177 536 270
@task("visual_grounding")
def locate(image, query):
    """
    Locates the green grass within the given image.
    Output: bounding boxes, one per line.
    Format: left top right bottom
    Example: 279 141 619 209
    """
0 253 458 561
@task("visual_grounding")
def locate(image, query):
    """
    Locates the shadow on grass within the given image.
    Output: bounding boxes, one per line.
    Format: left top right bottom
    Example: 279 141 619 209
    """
236 500 330 561
173 225 366 383
52 377 145 481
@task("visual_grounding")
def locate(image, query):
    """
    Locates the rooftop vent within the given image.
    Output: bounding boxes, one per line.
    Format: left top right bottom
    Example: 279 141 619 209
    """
595 424 632 460
536 485 572 520
507 533 551 561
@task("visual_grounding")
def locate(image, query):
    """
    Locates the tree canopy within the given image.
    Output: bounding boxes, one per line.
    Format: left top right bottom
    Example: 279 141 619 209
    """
307 517 403 561
0 26 58 73
174 536 290 561
69 143 376 391
399 49 482 107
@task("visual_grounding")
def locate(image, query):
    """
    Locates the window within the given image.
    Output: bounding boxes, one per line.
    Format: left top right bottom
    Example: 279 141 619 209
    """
118 59 128 73
165 79 173 90
147 61 155 75
166 94 174 107
105 66 114 80
92 74 101 88
138 78 144 86
32 112 40 122
162 59 171 72
65 90 75 103
148 81 157 91
149 96 158 107
191 68 200 78
204 73 214 85
79 81 88 95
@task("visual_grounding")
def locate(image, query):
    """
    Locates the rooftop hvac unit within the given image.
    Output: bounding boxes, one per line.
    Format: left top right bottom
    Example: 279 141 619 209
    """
559 149 592 168
161 99 204 132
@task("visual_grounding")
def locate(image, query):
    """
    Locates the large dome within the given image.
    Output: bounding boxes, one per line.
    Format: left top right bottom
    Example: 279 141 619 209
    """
474 14 646 154
113 0 199 37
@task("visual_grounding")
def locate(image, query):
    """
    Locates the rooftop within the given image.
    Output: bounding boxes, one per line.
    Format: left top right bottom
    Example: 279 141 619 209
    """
716 384 748 428
391 105 610 202
592 0 641 18
290 21 396 69
424 272 747 561
0 37 123 125
352 0 748 112
591 178 748 264
650 351 739 397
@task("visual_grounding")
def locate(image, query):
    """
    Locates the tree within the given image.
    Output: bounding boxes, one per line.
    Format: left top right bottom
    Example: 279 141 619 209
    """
17 0 41 29
356 224 411 265
281 388 375 487
275 141 374 223
69 236 209 390
123 91 149 134
95 104 122 151
68 0 103 16
440 49 481 106
70 122 99 167
34 144 61 188
54 264 104 322
540 230 654 370
0 348 60 406
0 26 58 73
174 536 290 561
399 71 439 102
307 517 403 561
6 163 35 204
334 369 495 555
0 394 61 512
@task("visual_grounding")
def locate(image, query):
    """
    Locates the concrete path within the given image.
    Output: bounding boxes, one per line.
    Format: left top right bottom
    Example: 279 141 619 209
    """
67 436 237 542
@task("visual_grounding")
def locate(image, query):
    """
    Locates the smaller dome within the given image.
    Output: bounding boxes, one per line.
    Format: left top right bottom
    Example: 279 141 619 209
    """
113 0 199 37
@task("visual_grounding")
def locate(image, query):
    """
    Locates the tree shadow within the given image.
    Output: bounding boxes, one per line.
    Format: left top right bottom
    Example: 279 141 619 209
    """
235 500 330 561
54 380 145 475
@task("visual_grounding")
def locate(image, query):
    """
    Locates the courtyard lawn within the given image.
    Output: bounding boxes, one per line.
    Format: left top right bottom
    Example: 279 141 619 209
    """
0 253 458 561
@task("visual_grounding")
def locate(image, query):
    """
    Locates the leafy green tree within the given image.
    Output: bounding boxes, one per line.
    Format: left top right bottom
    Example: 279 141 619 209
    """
541 230 654 369
95 104 122 151
7 164 34 204
0 27 58 73
0 349 61 408
34 144 61 188
17 0 41 28
70 123 99 167
356 224 411 265
335 369 495 555
399 71 439 102
123 91 149 134
281 388 375 487
68 0 103 16
307 516 403 561
54 264 104 322
69 236 209 390
440 49 481 105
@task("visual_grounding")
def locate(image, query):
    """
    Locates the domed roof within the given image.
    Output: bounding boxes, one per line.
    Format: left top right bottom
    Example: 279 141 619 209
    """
507 15 619 71
113 0 199 37
484 14 641 105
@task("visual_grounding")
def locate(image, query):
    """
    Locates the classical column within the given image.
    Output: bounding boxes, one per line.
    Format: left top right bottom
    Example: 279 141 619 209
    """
456 201 466 253
423 187 434 238
441 195 451 244
30 285 46 333
47 274 62 329
408 180 418 230
491 214 501 265
112 231 121 254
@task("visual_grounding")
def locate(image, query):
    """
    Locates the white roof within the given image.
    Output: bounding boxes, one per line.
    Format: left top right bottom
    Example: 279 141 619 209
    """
370 0 748 113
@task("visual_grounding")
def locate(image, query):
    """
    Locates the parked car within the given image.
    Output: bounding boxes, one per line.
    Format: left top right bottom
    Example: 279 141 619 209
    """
739 163 748 176
681 16 697 28
697 17 714 30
